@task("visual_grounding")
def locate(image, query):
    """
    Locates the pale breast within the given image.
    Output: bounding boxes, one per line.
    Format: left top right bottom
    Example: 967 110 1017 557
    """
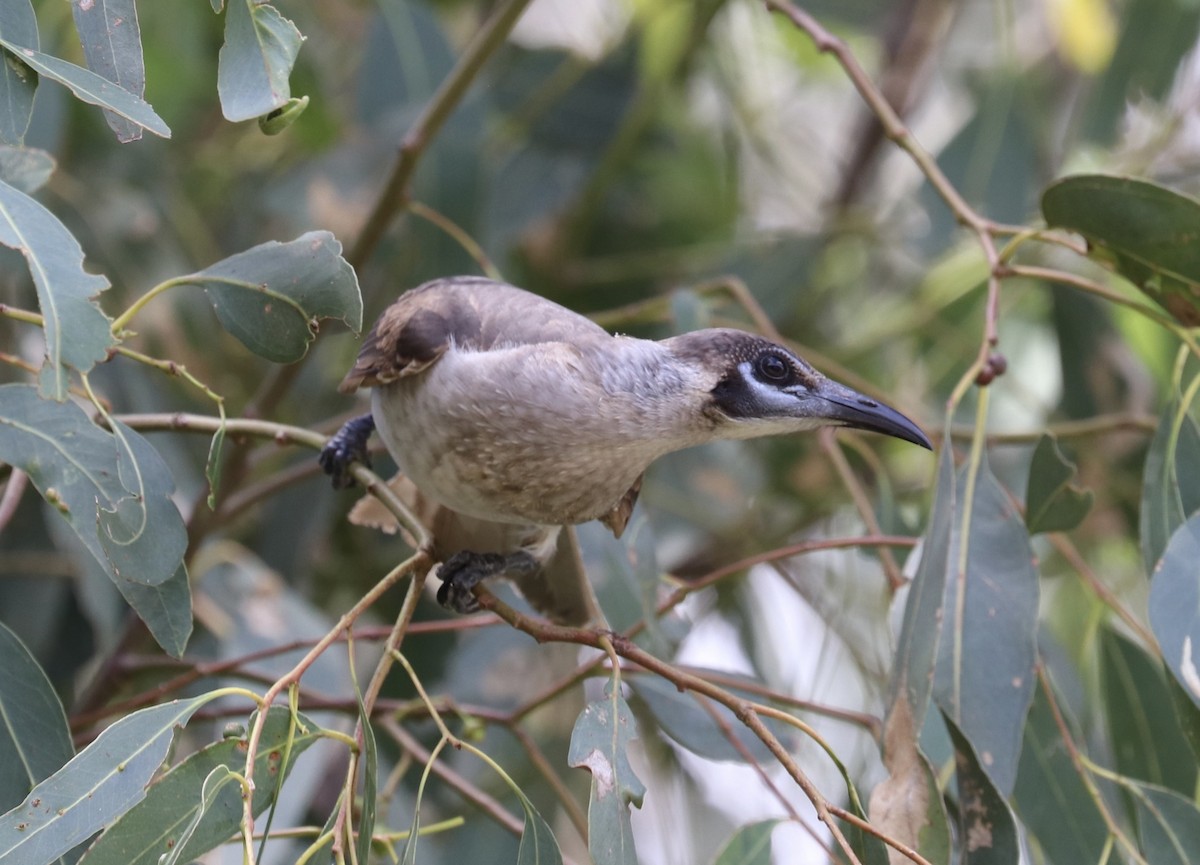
370 343 673 527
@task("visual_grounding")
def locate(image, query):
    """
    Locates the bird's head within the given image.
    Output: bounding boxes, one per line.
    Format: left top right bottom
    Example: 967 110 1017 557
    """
664 329 932 449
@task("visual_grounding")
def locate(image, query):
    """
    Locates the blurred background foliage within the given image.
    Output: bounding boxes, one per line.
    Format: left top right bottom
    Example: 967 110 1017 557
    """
4 0 1200 862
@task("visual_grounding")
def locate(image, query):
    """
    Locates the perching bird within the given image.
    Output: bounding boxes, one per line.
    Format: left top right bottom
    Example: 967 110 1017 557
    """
321 277 930 623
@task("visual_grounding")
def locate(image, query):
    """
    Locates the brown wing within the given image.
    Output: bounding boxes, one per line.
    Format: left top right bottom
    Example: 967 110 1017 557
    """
600 474 643 538
339 277 609 393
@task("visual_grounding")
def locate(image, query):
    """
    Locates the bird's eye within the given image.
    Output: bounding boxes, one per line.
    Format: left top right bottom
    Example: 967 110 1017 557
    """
755 353 791 383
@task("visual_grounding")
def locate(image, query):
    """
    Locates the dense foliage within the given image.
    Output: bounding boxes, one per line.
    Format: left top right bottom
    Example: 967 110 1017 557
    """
3 1 1200 863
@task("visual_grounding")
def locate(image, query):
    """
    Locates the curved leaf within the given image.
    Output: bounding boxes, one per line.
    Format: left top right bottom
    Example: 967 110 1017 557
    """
186 231 361 363
711 820 779 865
70 0 146 142
0 181 113 400
0 144 53 193
1042 174 1200 325
218 0 302 122
0 37 167 139
942 714 1020 865
0 623 73 813
1140 399 1200 576
1025 433 1093 535
0 0 37 146
78 708 318 865
0 694 218 864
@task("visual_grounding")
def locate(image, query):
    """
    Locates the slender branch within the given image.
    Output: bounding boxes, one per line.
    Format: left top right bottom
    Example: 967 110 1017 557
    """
0 469 28 534
827 803 935 865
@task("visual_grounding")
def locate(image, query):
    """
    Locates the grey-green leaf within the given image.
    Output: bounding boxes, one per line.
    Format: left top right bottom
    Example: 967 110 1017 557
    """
1014 677 1108 865
186 231 362 363
933 455 1039 796
942 714 1020 865
70 0 146 142
0 37 167 140
0 694 218 864
891 435 955 726
1140 399 1200 576
0 180 114 400
1129 780 1200 863
514 789 563 865
217 0 303 122
569 686 645 865
628 675 774 763
0 623 73 813
0 387 189 598
1100 628 1197 794
710 820 779 865
1024 433 1093 534
113 564 193 659
0 144 53 193
0 0 38 146
78 707 318 865
1149 512 1200 710
1042 174 1200 326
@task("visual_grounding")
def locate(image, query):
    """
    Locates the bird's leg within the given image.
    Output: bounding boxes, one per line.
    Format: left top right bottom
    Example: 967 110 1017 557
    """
436 550 539 614
319 413 375 489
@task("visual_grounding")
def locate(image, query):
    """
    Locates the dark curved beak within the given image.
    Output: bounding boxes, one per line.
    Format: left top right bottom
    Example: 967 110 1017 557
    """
811 379 932 450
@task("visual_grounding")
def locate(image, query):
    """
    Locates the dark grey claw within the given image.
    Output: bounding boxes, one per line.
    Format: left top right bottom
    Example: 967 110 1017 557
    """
319 413 376 489
436 550 539 613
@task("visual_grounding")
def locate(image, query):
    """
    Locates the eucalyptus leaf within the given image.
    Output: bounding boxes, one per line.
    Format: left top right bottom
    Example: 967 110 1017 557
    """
942 714 1020 865
70 0 145 142
1148 512 1200 710
0 36 167 139
1024 434 1093 534
0 623 73 813
0 386 189 600
0 0 38 146
1140 399 1200 576
78 707 318 865
710 820 779 865
569 685 645 865
1127 779 1200 863
0 695 219 864
0 181 113 400
217 0 302 122
184 231 361 363
1042 174 1200 326
933 454 1040 796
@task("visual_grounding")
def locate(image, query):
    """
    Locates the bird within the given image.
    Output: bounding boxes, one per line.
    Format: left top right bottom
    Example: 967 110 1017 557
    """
320 276 931 623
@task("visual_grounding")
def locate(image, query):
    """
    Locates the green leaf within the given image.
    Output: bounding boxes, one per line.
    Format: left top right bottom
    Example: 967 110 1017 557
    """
0 180 114 400
218 0 303 122
0 622 73 813
1149 512 1200 710
0 0 37 146
1014 677 1108 865
514 789 563 865
0 144 53 193
1099 628 1197 795
1042 174 1200 326
78 707 318 865
942 714 1020 865
628 674 774 763
891 435 955 725
0 36 168 140
352 674 377 865
0 386 189 592
1140 399 1200 576
113 564 193 659
1024 434 1093 534
185 231 362 363
569 684 645 865
933 454 1040 796
1128 780 1200 863
69 0 145 142
710 820 779 865
0 694 219 864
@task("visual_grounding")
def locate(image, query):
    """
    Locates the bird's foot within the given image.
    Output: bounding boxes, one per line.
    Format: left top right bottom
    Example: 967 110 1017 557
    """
319 413 375 489
436 550 538 614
